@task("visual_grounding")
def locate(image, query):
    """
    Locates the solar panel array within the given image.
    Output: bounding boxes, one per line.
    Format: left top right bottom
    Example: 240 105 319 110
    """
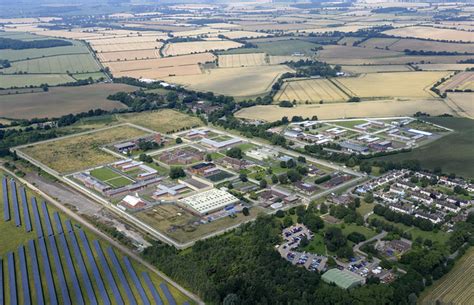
2 177 9 221
160 283 178 305
10 180 21 227
0 176 192 305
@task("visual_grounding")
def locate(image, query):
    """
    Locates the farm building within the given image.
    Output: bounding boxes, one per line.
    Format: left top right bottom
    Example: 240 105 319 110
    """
179 188 240 215
322 269 364 289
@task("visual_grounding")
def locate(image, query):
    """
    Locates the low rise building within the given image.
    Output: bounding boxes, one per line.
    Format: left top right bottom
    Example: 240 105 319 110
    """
179 189 240 215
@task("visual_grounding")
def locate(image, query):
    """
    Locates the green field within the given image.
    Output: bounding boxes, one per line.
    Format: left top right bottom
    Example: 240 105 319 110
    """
0 74 76 88
0 172 194 305
3 53 101 74
90 167 121 181
107 176 133 188
220 39 320 56
0 32 103 88
369 214 450 244
0 41 91 62
375 117 474 178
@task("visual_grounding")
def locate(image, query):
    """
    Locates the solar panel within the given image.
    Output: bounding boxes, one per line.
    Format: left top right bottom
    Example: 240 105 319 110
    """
106 247 138 305
10 180 21 227
141 272 164 305
159 283 177 305
66 222 97 305
48 235 72 305
2 177 10 222
41 201 54 236
7 252 17 305
78 230 111 305
38 238 58 305
31 197 43 238
27 240 45 305
123 257 151 305
92 240 124 305
0 257 3 305
19 187 32 232
57 231 84 305
65 219 74 233
18 245 31 305
53 212 63 234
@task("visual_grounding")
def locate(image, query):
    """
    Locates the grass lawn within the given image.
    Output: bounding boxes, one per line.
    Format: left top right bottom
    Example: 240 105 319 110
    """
236 143 257 152
331 120 368 129
301 233 326 255
209 152 225 160
107 176 133 188
375 117 474 178
90 167 121 181
117 110 203 134
356 200 374 217
369 214 450 244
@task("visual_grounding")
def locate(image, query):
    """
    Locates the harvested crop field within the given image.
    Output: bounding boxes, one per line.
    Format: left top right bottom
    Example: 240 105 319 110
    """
163 40 242 56
104 53 215 79
166 65 293 97
87 35 167 46
92 41 163 53
117 109 203 133
446 93 474 119
341 65 413 73
235 99 454 121
420 248 474 305
383 26 474 42
334 71 450 98
97 49 161 62
439 72 474 91
218 53 267 67
0 83 134 119
20 124 148 174
221 30 270 39
274 79 349 103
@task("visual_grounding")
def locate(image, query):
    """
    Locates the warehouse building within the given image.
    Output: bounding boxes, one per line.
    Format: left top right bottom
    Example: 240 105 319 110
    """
321 269 365 289
179 188 240 215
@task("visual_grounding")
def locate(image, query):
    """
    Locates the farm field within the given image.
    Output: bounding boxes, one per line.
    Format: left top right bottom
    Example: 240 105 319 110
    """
0 41 91 61
235 99 455 121
2 53 101 74
104 53 215 79
274 79 349 103
334 71 449 99
420 247 474 305
221 39 320 56
97 49 161 62
0 172 193 305
439 72 474 91
361 37 474 53
416 64 474 71
376 117 474 178
316 45 404 62
218 53 267 67
446 93 474 119
20 125 148 174
341 65 413 73
0 83 134 119
163 40 242 56
117 109 203 134
93 41 163 53
220 30 269 39
383 26 474 42
165 65 293 97
0 74 75 89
